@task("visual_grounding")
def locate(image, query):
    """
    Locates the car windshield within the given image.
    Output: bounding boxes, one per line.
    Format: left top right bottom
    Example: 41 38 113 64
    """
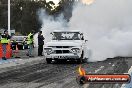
52 32 81 40
12 36 24 41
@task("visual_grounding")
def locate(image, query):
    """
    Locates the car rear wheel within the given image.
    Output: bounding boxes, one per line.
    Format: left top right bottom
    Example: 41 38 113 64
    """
46 58 52 64
78 51 84 64
82 58 87 63
77 59 82 64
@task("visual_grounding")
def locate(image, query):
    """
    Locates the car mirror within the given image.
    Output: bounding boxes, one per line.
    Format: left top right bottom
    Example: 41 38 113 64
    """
85 40 88 42
50 32 53 35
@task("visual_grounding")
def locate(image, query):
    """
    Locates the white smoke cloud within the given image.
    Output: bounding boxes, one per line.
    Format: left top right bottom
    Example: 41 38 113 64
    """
34 9 67 47
37 0 132 62
69 0 132 62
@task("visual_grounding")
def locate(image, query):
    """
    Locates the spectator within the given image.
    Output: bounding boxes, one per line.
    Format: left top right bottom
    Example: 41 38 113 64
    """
38 31 45 56
1 30 11 60
27 30 35 57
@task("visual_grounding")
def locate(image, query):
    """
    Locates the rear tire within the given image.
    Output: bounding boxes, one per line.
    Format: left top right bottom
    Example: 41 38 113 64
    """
78 51 84 64
77 59 82 64
82 58 87 63
46 58 52 64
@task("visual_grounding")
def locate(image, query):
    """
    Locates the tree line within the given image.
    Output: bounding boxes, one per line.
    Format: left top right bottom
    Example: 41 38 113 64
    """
0 0 74 35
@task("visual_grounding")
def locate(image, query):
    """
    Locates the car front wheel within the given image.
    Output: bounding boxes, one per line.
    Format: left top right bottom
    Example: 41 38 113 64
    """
46 58 52 64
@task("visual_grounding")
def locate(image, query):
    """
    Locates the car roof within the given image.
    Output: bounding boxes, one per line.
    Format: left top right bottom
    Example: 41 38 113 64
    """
53 30 81 32
12 36 27 37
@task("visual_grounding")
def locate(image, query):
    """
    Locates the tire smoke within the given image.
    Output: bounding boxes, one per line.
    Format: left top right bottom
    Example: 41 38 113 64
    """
69 0 132 62
37 0 132 62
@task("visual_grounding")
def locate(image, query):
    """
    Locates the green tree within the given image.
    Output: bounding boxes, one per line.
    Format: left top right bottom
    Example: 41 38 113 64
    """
0 0 8 29
10 0 74 35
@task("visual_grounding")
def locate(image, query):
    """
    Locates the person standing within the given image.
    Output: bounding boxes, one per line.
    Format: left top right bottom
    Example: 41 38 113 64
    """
1 30 11 60
38 31 44 56
27 30 35 57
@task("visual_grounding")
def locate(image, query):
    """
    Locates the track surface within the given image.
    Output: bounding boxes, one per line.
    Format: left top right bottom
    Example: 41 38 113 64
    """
0 49 131 88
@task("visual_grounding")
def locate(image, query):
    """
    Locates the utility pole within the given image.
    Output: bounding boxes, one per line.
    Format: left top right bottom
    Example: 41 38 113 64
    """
8 0 11 35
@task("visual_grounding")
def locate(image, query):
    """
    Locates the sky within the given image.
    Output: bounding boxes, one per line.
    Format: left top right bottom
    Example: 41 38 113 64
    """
46 0 60 6
81 0 95 5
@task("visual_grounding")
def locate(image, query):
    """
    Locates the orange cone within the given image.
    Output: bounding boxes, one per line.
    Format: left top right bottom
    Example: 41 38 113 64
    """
13 45 20 58
0 43 12 59
6 44 12 59
0 43 3 58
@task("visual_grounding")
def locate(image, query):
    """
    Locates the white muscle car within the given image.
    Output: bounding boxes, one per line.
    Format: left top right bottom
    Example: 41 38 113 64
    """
44 30 91 63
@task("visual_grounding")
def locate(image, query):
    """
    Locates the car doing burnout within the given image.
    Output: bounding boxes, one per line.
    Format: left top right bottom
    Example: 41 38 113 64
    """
44 30 91 63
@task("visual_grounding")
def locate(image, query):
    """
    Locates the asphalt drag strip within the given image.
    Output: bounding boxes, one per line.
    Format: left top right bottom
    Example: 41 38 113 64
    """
0 57 131 88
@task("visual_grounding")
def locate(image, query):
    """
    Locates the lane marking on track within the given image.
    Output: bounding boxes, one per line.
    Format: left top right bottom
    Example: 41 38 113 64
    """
95 66 104 73
83 84 89 88
121 66 132 88
0 59 20 65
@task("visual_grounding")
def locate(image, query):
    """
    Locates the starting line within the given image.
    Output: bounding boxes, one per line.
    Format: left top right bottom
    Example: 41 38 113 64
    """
121 66 132 88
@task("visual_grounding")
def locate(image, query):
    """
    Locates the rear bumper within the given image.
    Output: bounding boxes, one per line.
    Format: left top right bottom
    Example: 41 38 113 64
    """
45 54 81 60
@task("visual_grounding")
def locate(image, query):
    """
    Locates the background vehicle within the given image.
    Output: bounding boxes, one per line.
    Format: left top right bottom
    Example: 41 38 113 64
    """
11 36 28 50
44 30 91 64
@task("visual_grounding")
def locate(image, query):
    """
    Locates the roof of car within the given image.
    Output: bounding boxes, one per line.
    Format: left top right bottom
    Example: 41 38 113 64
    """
12 36 27 37
53 30 81 33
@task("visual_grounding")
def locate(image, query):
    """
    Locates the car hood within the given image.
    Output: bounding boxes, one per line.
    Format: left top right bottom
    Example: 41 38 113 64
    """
45 40 83 47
